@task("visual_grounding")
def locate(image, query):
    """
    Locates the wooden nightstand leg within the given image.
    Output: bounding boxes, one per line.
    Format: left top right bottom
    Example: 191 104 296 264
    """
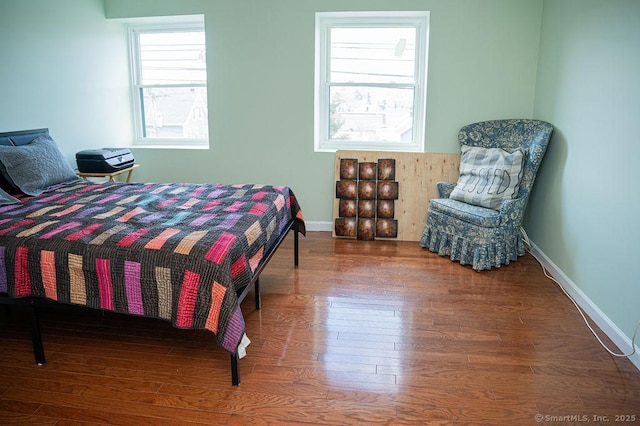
126 170 134 183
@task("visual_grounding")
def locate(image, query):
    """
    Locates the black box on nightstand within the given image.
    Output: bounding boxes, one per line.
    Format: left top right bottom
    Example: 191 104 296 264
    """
76 148 135 173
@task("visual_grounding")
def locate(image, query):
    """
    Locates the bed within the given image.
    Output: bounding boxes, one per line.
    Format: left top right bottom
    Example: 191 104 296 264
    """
0 128 305 385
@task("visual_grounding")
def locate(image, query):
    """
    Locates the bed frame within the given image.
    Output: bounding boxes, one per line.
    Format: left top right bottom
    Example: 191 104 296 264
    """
0 128 302 386
231 217 299 384
0 218 299 385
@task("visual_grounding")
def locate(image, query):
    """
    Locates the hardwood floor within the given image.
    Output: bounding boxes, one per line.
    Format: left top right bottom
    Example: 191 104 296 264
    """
1 231 639 425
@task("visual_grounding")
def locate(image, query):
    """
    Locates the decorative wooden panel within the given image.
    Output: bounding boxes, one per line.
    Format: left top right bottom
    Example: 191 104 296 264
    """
333 150 461 242
335 158 400 240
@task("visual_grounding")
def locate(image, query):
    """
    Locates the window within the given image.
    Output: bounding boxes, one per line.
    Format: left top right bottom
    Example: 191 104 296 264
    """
315 12 429 152
128 18 209 148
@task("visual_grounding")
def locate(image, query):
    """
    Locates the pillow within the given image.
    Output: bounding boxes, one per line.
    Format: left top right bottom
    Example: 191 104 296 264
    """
0 135 81 196
449 145 525 210
0 187 19 205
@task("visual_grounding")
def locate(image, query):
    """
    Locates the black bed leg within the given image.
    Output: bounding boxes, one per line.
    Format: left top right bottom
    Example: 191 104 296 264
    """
230 353 240 386
27 300 46 366
254 278 261 311
294 222 299 267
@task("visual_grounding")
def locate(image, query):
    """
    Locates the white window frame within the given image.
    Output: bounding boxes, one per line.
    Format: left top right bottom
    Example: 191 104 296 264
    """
314 11 430 153
128 16 209 149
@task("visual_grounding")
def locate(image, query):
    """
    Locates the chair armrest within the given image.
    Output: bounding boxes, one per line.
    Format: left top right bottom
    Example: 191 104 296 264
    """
437 182 456 198
499 196 529 227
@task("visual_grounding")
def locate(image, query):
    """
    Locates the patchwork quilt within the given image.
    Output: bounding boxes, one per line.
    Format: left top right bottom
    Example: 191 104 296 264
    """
0 181 304 353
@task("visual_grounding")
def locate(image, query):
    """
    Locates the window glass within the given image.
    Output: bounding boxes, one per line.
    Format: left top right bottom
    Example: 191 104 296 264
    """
138 31 206 85
315 12 429 152
329 86 415 143
129 21 208 147
330 27 416 84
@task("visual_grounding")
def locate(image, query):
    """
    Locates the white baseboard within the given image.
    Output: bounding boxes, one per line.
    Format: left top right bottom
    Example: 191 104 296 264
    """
529 241 640 370
304 221 332 232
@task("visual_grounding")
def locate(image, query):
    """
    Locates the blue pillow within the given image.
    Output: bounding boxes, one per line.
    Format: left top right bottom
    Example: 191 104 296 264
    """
0 135 80 196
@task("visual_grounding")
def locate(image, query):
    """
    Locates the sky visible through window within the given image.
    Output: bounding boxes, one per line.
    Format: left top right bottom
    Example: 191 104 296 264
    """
136 30 208 140
328 27 417 143
139 31 206 85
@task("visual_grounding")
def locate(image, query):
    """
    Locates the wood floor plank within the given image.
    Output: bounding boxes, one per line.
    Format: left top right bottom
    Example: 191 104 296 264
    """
1 231 638 424
0 398 42 416
0 410 58 426
0 365 163 394
6 388 231 425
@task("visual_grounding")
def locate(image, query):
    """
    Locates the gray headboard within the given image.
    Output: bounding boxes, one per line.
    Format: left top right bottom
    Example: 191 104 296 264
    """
0 128 49 147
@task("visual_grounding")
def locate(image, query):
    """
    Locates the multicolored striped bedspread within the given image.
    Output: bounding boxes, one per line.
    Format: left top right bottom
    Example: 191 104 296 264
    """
0 181 305 353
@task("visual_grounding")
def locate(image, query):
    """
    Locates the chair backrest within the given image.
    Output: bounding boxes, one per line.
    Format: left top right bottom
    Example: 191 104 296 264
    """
458 119 553 200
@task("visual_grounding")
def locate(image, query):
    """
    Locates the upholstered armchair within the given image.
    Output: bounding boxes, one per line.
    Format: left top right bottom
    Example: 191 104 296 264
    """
420 119 553 271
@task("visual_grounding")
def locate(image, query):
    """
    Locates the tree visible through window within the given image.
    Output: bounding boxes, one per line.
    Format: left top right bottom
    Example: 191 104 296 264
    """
129 20 209 147
315 12 430 152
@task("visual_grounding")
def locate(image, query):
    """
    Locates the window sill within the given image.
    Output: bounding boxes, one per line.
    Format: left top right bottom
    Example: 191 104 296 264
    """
315 143 424 153
130 144 209 150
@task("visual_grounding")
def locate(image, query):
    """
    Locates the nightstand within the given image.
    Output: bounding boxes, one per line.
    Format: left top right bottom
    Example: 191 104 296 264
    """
77 164 140 182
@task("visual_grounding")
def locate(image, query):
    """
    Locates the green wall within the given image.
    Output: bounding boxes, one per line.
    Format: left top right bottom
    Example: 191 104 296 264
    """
107 0 542 224
529 0 640 347
1 0 543 223
0 0 131 161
